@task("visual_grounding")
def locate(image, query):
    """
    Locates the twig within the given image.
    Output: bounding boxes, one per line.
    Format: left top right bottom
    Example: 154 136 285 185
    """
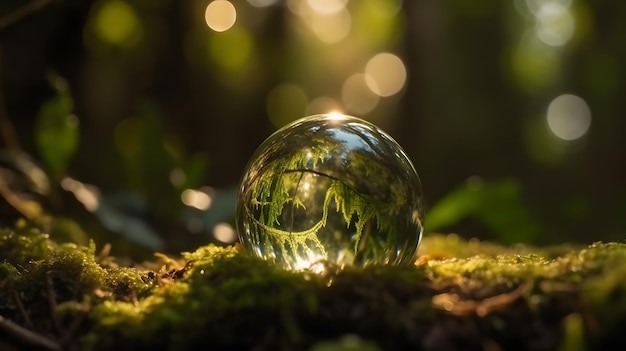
0 0 60 31
45 272 63 334
0 314 61 351
95 243 112 264
58 303 89 348
45 271 90 348
432 285 527 317
0 179 38 221
8 280 34 329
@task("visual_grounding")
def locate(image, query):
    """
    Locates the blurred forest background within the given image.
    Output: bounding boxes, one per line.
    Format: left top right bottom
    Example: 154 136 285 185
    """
0 0 625 257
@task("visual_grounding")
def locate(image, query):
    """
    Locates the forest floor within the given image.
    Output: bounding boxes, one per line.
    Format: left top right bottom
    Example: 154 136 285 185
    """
1 225 625 350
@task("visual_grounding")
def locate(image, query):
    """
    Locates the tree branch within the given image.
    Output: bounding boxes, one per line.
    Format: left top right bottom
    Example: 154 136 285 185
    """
0 0 60 31
0 315 61 351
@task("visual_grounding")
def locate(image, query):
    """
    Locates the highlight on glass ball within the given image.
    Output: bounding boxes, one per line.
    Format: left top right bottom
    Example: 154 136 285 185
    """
236 114 424 271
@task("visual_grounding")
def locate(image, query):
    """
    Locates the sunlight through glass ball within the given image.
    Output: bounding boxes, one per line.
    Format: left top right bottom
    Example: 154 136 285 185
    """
236 114 424 271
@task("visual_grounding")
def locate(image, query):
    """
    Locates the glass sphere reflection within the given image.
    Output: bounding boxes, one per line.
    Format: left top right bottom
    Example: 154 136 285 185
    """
236 114 424 270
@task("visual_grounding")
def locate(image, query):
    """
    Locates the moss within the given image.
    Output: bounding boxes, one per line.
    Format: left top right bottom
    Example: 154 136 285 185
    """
2 229 626 350
0 226 56 264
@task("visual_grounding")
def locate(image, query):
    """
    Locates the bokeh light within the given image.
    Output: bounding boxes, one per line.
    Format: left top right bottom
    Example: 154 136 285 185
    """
169 168 186 187
213 222 237 243
288 0 351 43
306 96 343 115
208 27 253 70
509 37 562 92
205 1 237 32
266 83 308 127
365 53 406 97
546 94 591 140
525 0 572 16
308 7 352 43
286 0 305 15
342 73 380 114
93 0 142 47
181 188 213 210
535 3 575 47
306 0 348 15
246 0 278 7
352 0 403 48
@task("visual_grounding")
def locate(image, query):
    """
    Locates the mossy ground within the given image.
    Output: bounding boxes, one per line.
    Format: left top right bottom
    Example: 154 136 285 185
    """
1 226 626 351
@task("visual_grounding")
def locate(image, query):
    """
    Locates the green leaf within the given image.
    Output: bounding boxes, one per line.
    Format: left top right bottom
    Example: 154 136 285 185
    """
34 75 79 180
179 153 208 190
426 178 542 243
310 335 381 351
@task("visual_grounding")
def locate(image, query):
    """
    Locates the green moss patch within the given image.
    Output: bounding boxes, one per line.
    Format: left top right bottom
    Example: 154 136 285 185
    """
1 227 625 350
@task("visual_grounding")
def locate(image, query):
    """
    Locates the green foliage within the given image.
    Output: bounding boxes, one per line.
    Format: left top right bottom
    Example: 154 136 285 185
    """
247 135 407 261
310 335 381 351
426 179 542 243
177 152 209 191
117 103 174 194
34 73 79 180
114 102 210 212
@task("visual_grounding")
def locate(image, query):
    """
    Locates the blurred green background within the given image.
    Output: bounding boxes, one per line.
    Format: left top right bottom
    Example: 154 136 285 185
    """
0 0 624 255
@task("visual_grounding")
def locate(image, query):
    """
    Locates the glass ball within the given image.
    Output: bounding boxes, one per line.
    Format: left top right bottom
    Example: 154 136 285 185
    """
236 114 424 270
